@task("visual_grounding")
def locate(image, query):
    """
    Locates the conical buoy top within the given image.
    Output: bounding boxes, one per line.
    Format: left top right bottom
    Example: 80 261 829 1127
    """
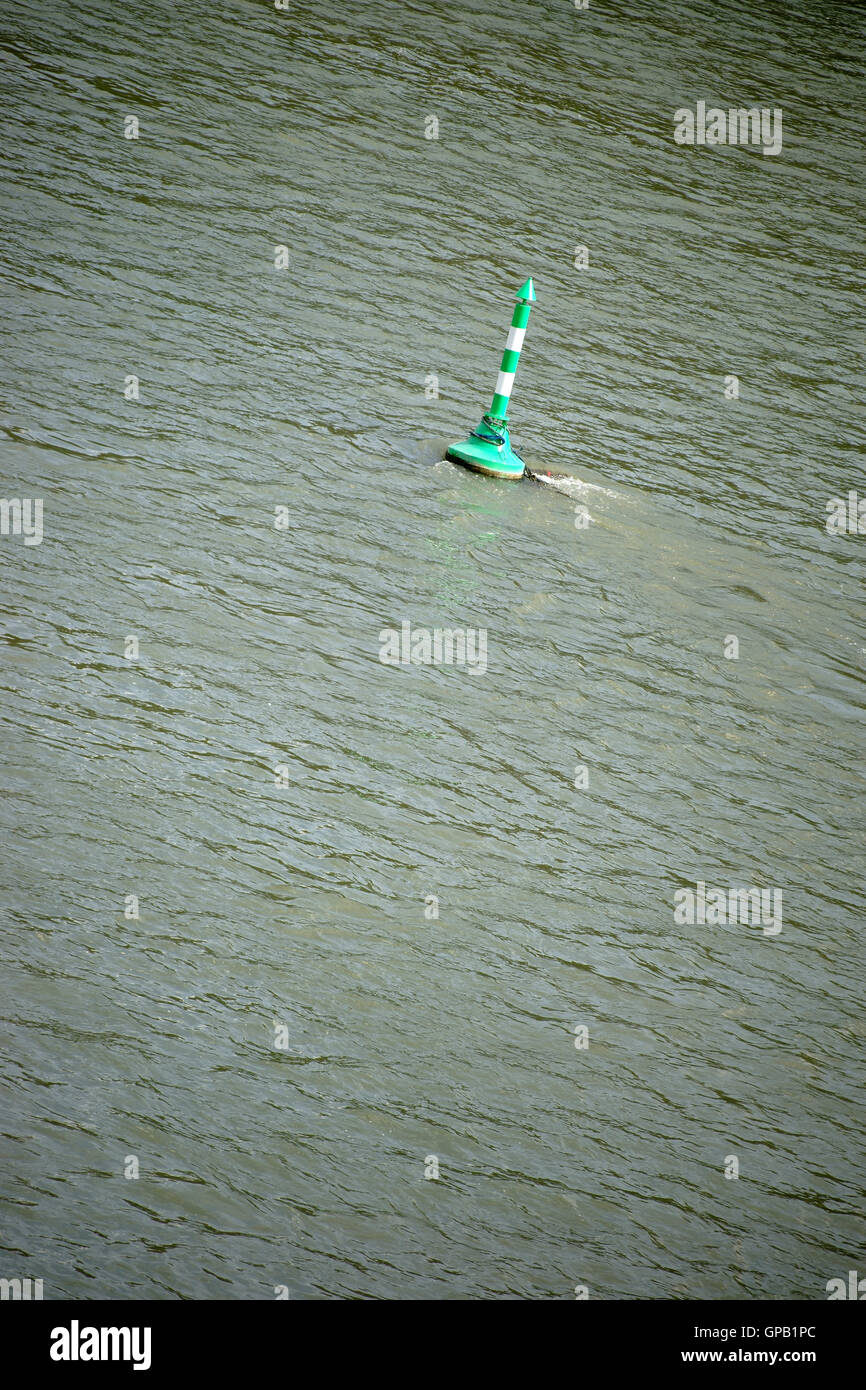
516 277 536 303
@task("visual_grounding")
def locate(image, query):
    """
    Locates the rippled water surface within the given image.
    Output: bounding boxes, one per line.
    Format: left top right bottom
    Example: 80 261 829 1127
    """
1 0 864 1299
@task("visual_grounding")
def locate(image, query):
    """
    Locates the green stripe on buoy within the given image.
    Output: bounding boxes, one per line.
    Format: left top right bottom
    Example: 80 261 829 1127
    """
446 277 536 479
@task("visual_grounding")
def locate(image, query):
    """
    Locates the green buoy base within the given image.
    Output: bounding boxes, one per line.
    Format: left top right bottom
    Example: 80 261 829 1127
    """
445 415 525 480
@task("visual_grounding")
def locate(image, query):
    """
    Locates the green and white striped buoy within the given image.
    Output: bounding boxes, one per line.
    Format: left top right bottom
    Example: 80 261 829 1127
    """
446 277 536 479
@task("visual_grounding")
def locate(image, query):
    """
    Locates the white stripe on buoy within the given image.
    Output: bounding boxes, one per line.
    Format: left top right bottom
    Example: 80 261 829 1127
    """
495 370 515 398
505 326 526 353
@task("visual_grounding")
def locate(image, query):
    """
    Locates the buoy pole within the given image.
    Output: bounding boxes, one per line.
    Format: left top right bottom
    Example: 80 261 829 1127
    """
446 277 537 480
490 280 534 421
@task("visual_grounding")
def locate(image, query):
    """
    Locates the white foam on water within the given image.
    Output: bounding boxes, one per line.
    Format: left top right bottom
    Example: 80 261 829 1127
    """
531 471 620 500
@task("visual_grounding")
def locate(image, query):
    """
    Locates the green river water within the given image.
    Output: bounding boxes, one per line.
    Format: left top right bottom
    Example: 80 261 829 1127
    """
0 0 864 1298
